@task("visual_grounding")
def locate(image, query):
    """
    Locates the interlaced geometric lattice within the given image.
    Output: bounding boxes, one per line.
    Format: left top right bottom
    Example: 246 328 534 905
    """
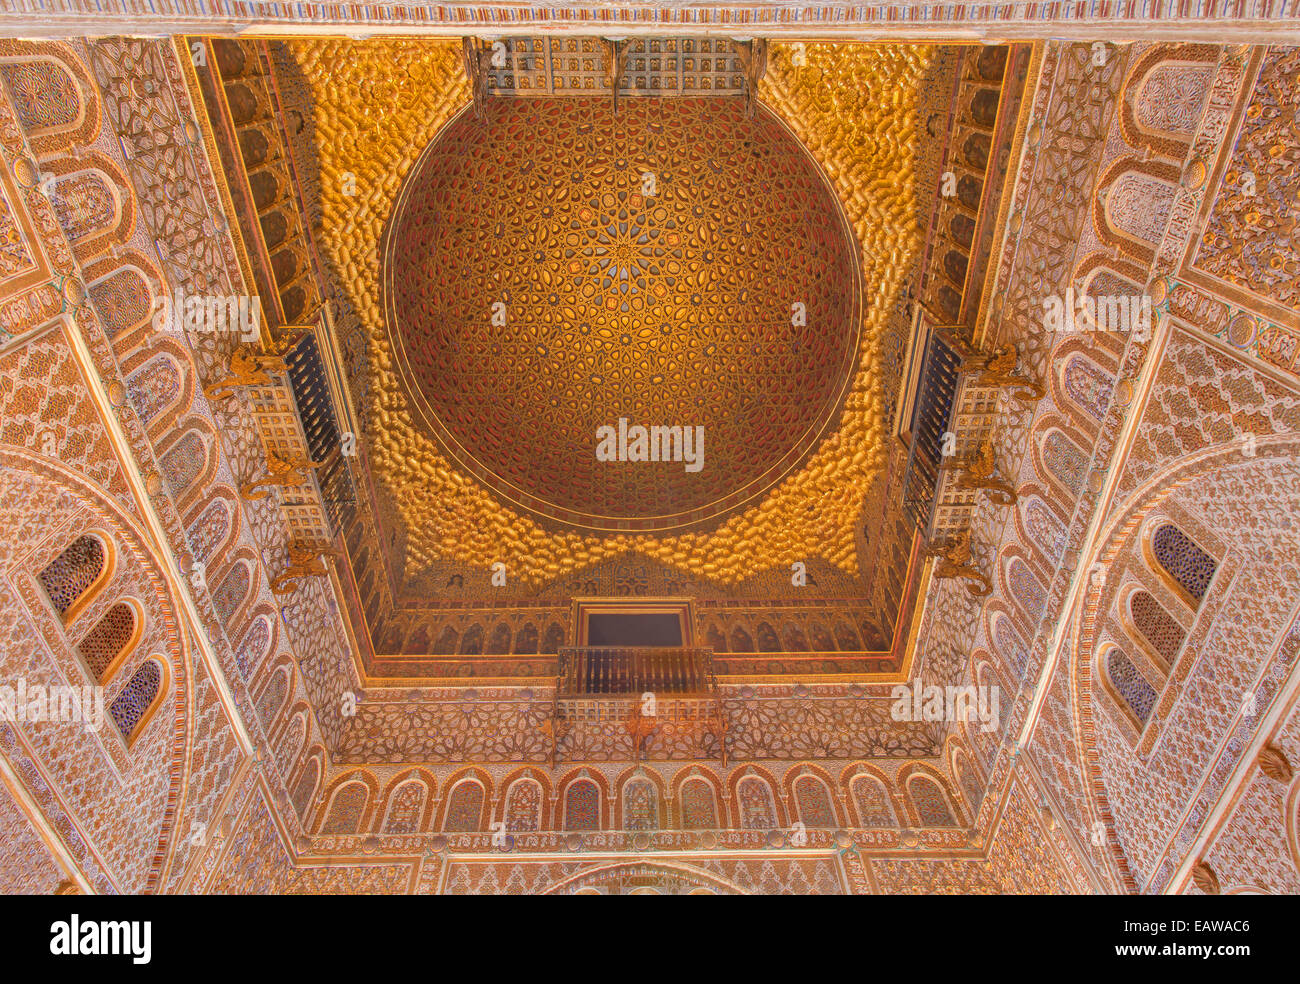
38 534 105 617
794 775 835 828
76 602 135 681
321 784 367 835
1130 590 1185 665
443 781 485 832
680 778 718 829
564 780 601 830
1152 523 1217 604
909 776 956 827
109 659 161 739
384 96 860 533
1105 648 1156 725
1042 429 1088 493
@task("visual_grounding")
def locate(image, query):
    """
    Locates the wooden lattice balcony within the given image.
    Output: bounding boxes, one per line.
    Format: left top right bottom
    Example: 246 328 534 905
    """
557 646 717 698
547 647 727 765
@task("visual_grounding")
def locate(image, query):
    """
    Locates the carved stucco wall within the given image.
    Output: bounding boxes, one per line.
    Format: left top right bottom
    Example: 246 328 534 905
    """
2 34 1299 893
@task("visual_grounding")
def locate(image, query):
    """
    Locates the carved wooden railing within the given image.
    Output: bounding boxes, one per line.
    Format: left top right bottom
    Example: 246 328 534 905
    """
557 646 717 697
901 324 1042 598
901 327 963 534
547 647 727 766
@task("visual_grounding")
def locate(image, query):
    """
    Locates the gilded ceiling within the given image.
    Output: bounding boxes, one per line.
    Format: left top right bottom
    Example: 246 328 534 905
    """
382 97 861 533
289 40 931 584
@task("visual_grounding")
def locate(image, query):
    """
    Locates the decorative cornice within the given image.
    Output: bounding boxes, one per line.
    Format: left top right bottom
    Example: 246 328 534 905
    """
1 1 1299 40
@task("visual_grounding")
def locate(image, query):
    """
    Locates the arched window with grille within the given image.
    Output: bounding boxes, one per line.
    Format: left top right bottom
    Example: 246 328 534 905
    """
1129 590 1186 668
0 57 84 138
1040 428 1089 495
290 757 321 819
1061 353 1114 422
851 774 895 827
320 781 369 835
254 667 289 729
908 774 958 827
564 779 601 831
38 533 109 621
679 778 718 829
1103 647 1157 728
442 779 486 832
1150 523 1217 606
382 779 429 835
76 601 139 682
379 779 431 831
108 658 165 745
793 774 836 828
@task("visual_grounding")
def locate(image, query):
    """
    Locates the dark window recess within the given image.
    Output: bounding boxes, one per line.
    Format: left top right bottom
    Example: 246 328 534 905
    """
902 331 961 533
586 613 684 648
285 332 356 530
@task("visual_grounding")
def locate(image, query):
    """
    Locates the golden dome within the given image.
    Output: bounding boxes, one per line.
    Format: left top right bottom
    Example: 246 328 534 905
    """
381 96 860 533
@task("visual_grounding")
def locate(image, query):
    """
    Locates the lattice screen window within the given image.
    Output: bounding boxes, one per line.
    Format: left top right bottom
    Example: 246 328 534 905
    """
564 780 601 831
38 534 106 618
908 775 957 827
1105 647 1156 726
76 601 136 681
442 780 485 832
484 37 746 96
108 659 162 741
1130 590 1185 666
1152 523 1217 605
